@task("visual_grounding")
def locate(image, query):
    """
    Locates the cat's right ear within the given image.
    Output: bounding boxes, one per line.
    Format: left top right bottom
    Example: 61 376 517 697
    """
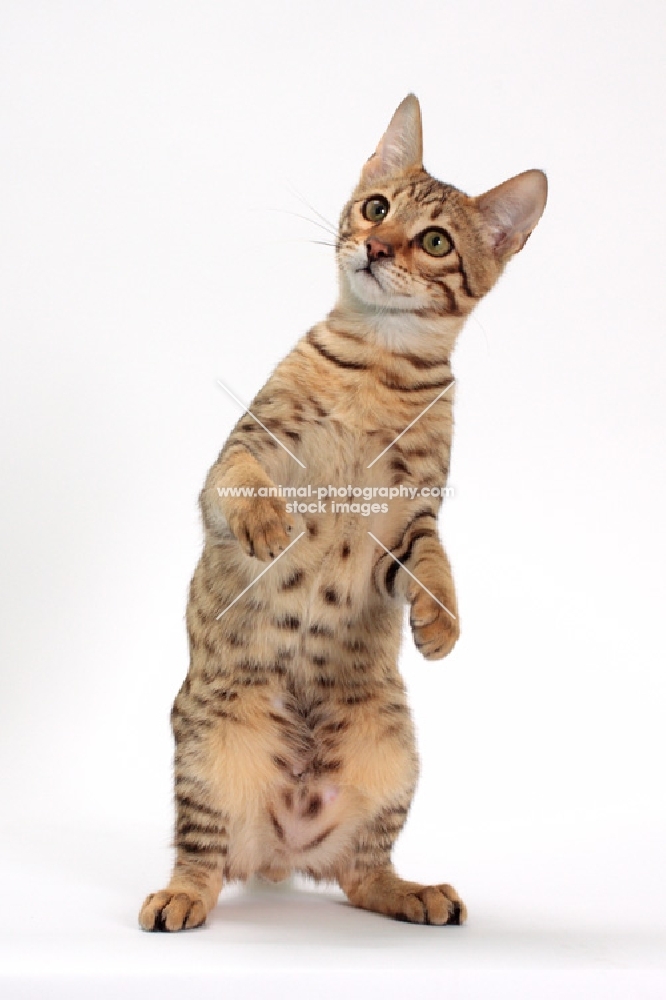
360 94 423 186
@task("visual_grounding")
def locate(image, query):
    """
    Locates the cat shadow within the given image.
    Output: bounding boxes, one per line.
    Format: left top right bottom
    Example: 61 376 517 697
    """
205 875 462 950
4 825 434 947
197 879 666 961
8 825 659 963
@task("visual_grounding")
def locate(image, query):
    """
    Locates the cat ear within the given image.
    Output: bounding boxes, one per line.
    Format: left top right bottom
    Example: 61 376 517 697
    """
360 94 423 185
476 170 547 257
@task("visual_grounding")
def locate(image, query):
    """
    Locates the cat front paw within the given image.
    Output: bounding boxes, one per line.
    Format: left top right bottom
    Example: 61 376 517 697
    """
342 869 467 925
409 585 459 659
227 494 295 561
139 889 207 932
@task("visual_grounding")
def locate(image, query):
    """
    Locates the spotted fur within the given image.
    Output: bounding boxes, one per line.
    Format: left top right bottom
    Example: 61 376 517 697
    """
139 94 546 931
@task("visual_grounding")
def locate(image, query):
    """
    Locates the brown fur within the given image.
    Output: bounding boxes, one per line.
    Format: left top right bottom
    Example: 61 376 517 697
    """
139 94 546 931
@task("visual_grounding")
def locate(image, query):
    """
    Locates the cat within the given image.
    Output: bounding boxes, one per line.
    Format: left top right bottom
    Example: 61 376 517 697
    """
139 94 546 931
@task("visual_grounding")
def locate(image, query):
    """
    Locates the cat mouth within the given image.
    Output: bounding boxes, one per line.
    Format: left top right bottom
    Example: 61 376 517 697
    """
355 264 383 288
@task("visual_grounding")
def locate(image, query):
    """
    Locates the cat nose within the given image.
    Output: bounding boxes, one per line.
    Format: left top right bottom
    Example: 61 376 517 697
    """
366 238 394 263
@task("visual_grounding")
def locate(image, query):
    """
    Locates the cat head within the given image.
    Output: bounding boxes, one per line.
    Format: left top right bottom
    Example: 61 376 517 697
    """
336 94 547 326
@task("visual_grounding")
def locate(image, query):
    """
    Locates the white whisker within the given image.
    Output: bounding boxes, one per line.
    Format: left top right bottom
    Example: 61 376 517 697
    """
284 181 338 233
266 207 338 239
265 238 336 248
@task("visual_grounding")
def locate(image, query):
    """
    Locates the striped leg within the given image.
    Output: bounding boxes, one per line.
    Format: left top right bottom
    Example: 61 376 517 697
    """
336 805 466 926
373 514 459 660
139 771 229 932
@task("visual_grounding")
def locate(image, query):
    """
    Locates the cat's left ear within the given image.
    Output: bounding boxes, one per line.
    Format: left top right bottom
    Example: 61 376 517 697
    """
360 94 423 186
476 169 548 258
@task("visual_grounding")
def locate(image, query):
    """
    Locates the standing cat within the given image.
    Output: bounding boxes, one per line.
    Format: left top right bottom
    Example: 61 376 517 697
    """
139 94 546 931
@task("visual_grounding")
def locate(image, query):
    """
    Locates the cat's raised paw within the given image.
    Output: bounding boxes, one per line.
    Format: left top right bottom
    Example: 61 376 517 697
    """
139 889 207 932
227 495 295 561
410 588 459 659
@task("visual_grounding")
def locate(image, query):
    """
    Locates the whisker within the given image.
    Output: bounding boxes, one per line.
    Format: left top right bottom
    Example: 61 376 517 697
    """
284 182 338 233
471 312 491 355
265 237 336 247
266 207 338 238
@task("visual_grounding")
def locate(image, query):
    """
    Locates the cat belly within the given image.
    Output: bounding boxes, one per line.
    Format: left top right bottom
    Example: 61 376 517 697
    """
217 701 366 878
198 681 416 881
230 776 360 880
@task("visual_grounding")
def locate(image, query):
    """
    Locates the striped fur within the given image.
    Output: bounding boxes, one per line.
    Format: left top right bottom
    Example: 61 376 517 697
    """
139 94 546 931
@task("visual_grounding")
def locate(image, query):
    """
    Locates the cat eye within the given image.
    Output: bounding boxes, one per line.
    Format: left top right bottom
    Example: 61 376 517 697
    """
362 196 390 223
419 228 454 257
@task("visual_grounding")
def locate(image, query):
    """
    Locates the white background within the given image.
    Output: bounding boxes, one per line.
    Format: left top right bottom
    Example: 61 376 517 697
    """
0 1 664 997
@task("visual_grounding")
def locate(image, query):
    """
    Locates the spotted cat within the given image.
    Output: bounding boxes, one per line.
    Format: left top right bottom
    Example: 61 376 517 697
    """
139 94 546 931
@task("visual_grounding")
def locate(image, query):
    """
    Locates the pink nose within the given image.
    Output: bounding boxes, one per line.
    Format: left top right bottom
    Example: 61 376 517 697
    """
366 238 394 263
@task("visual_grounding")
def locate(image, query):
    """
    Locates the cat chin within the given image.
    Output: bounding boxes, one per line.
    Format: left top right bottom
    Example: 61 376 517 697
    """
343 267 421 314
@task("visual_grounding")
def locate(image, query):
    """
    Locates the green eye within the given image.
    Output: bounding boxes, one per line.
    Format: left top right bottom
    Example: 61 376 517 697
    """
362 196 390 223
420 228 453 257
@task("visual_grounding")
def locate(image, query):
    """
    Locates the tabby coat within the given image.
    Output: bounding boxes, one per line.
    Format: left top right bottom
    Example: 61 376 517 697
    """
139 94 546 931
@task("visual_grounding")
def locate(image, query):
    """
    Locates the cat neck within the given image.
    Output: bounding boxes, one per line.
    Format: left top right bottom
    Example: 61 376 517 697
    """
330 279 464 359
